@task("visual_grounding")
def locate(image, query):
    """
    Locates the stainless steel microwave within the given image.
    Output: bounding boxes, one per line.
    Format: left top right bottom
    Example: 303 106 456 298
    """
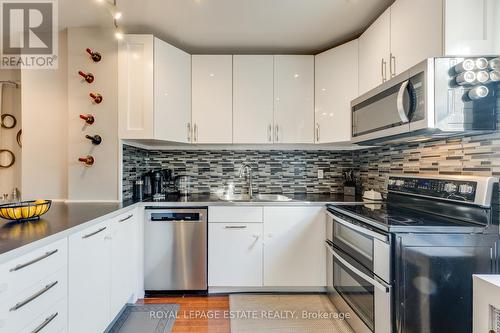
351 57 498 145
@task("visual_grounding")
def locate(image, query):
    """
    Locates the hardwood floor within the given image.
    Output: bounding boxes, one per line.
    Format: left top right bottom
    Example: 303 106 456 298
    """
138 295 230 333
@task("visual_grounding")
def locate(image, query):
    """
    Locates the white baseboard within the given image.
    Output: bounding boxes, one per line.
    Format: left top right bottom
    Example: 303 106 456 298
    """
208 286 327 294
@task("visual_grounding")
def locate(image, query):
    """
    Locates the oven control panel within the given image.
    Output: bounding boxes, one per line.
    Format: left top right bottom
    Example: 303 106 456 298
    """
388 176 477 202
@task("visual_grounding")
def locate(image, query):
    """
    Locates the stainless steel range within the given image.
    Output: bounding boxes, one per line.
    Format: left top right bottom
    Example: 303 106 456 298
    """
325 174 499 333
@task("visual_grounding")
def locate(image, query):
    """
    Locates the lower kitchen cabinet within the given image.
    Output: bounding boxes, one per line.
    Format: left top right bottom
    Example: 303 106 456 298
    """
68 220 112 333
208 223 263 287
110 212 138 318
68 210 138 333
263 206 326 287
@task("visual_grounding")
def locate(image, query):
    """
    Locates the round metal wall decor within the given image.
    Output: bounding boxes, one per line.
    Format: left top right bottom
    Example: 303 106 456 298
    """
0 149 15 168
1 114 17 129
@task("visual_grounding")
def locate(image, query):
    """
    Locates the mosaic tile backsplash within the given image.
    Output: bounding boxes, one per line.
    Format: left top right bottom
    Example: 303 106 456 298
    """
122 146 354 199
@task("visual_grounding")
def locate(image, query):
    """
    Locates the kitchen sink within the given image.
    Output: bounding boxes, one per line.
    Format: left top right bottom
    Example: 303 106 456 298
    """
217 194 293 202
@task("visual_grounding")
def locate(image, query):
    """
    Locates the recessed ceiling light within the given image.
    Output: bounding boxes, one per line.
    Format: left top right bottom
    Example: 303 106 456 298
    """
293 73 300 78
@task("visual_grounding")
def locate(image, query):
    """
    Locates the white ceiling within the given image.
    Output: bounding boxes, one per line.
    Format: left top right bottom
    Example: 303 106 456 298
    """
60 0 393 54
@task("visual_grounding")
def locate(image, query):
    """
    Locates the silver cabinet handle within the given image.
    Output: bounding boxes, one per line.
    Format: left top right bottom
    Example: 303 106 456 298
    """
224 225 247 229
390 53 396 78
316 123 320 142
9 249 58 272
30 312 58 333
268 124 272 142
10 281 58 311
194 123 198 142
119 214 133 223
381 58 387 82
82 226 107 239
187 123 191 142
275 125 279 142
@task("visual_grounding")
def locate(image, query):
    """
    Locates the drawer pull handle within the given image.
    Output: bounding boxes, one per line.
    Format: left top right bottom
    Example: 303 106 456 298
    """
119 214 133 223
224 226 247 229
31 312 58 333
10 249 58 272
10 281 58 312
82 226 107 239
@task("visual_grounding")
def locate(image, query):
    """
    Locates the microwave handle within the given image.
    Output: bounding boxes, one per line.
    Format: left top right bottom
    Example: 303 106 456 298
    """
396 80 410 123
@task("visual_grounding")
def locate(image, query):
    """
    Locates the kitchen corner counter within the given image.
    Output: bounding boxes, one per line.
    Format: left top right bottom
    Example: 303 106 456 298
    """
0 201 137 263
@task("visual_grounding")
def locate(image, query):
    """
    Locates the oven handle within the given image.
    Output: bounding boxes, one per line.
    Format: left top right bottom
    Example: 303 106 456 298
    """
327 211 389 243
326 242 390 293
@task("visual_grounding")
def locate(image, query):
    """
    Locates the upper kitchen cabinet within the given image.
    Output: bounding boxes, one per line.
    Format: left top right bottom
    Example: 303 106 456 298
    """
118 35 191 142
358 8 390 95
233 55 274 144
315 40 358 143
274 55 314 144
445 0 500 55
390 0 443 75
192 55 233 144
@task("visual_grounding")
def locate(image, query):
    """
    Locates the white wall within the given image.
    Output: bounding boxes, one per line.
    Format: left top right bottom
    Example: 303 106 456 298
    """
21 31 68 200
67 28 118 201
0 69 21 198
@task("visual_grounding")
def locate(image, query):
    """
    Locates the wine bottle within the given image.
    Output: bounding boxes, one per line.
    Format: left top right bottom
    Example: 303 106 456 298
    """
456 71 476 85
476 71 490 84
86 48 102 62
78 70 94 83
78 155 94 166
454 59 475 73
85 135 102 145
489 58 500 70
468 86 489 100
89 92 103 104
79 114 95 125
490 70 500 82
475 57 489 70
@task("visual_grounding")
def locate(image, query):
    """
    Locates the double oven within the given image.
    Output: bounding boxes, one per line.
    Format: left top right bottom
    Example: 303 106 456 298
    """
326 209 392 333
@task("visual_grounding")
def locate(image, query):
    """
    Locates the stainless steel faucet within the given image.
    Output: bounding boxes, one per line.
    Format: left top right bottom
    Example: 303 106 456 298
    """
238 162 253 197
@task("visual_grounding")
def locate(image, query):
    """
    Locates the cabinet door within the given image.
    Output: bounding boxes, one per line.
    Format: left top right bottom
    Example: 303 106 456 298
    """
68 221 111 333
154 38 192 143
273 55 314 144
118 35 154 139
391 0 443 75
445 0 500 55
358 8 391 95
192 55 233 144
110 211 137 319
263 207 326 287
208 223 263 287
314 40 358 143
233 55 274 144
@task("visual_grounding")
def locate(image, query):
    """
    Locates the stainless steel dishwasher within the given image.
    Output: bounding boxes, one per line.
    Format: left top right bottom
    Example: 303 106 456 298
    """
144 207 207 293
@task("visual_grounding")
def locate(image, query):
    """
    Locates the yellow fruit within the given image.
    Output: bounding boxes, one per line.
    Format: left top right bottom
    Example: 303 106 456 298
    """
34 199 46 204
13 208 22 219
21 207 30 217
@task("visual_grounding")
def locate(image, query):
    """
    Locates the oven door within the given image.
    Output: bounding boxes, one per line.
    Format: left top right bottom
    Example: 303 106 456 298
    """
326 241 392 333
328 211 391 283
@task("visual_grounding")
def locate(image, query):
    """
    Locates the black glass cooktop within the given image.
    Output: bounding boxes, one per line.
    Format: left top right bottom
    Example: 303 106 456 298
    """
327 200 490 233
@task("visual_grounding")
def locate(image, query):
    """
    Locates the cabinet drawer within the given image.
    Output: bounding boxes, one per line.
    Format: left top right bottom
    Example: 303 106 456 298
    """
18 298 67 333
0 238 67 301
0 267 66 333
209 207 263 223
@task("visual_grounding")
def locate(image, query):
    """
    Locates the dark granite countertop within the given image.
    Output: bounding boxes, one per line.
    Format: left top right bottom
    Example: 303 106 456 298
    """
0 201 136 261
0 193 365 262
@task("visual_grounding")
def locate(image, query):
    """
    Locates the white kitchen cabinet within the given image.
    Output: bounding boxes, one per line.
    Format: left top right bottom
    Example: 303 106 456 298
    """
118 35 154 139
263 207 326 287
208 223 263 287
118 35 191 142
110 211 138 319
358 8 391 95
233 55 274 144
68 220 111 333
390 0 443 76
192 55 233 144
314 40 358 143
274 55 314 144
445 0 500 55
153 38 192 143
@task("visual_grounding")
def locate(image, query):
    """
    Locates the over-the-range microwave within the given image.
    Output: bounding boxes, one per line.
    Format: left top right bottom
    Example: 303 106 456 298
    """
351 57 499 145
